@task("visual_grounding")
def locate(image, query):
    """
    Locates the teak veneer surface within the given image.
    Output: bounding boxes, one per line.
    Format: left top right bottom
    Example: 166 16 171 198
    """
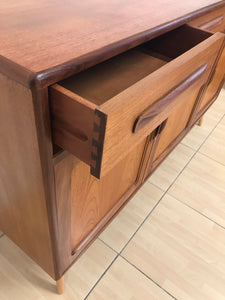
0 73 55 278
0 0 224 86
1 0 225 293
60 50 167 105
70 138 146 250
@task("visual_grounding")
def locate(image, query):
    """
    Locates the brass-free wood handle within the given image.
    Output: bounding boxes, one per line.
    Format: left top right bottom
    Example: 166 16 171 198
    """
133 64 207 133
199 15 224 31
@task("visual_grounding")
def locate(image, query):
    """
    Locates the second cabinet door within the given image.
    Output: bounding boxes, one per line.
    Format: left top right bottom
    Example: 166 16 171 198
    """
146 84 203 177
195 46 225 121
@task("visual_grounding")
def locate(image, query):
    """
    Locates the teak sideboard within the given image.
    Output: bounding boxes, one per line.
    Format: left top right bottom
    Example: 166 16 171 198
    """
1 0 225 294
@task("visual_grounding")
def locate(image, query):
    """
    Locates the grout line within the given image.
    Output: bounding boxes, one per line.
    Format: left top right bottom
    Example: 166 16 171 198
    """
118 191 167 252
84 111 225 299
83 189 169 299
168 193 225 231
84 147 206 297
180 141 198 151
116 152 195 254
98 237 119 254
180 111 225 151
198 151 225 167
84 254 120 300
120 256 178 300
147 180 166 192
195 113 225 147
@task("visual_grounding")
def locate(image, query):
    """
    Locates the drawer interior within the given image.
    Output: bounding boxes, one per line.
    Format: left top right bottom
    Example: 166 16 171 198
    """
140 25 212 60
59 51 167 105
59 25 212 106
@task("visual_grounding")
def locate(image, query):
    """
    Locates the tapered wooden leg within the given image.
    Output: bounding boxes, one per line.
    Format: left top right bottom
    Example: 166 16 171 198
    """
198 116 204 126
56 276 64 294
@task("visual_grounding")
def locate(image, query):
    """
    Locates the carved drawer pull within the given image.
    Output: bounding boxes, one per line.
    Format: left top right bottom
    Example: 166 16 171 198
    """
133 64 207 133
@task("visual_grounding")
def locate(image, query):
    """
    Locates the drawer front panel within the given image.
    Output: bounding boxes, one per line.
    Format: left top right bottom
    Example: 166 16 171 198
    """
132 64 206 134
50 29 224 179
189 6 225 33
100 32 224 177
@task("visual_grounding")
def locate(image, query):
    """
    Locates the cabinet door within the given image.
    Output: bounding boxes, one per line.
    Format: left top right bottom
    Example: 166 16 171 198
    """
145 85 203 177
194 46 225 120
70 137 147 251
188 7 225 123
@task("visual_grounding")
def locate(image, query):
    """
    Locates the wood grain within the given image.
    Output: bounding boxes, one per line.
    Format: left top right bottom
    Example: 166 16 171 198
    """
59 50 167 105
152 85 202 161
133 64 207 133
1 1 225 292
70 139 147 250
54 155 78 276
50 28 223 178
50 84 97 166
0 73 55 277
0 1 225 87
50 50 166 177
198 42 225 112
99 30 224 177
189 5 225 32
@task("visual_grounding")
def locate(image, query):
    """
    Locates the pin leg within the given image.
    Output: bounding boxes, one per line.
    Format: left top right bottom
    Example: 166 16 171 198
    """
56 276 64 294
198 116 204 126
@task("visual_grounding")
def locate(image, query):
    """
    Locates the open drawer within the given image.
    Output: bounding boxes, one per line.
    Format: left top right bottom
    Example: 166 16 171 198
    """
49 25 224 178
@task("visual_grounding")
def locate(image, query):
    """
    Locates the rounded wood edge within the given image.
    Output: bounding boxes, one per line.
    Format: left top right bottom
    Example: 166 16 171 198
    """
56 276 64 294
33 2 225 89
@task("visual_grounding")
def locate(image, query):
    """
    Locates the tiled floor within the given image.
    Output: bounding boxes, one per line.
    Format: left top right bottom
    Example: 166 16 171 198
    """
0 89 225 299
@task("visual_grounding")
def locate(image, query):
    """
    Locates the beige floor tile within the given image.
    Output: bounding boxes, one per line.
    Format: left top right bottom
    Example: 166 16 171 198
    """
88 256 172 300
209 88 225 114
182 89 225 150
148 143 194 191
0 236 116 300
200 116 225 165
122 194 225 300
169 152 225 227
100 182 163 252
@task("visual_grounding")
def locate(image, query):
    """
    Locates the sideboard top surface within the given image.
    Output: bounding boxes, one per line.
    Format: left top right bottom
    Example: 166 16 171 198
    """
0 0 224 86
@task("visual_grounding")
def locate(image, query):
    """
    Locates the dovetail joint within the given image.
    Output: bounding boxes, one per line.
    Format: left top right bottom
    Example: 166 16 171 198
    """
90 109 107 179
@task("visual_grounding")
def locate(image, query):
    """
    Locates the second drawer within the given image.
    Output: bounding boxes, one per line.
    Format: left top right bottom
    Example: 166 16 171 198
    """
50 25 224 178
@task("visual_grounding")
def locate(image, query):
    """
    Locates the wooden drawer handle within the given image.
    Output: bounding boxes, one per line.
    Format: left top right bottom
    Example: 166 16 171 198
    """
199 15 224 31
133 64 207 133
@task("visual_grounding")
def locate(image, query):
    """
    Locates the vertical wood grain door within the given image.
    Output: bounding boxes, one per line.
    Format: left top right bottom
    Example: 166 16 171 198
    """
195 47 225 120
70 137 148 251
146 83 204 177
